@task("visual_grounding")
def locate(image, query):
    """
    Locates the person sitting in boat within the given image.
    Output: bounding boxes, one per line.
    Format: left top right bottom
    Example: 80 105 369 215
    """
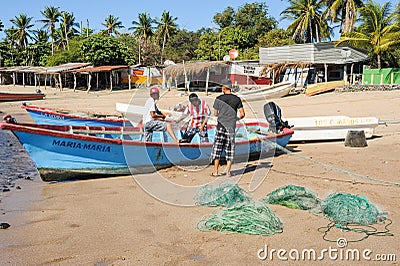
143 86 179 143
179 93 211 143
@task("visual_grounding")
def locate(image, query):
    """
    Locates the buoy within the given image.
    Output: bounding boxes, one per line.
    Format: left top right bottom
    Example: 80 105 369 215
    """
345 130 368 147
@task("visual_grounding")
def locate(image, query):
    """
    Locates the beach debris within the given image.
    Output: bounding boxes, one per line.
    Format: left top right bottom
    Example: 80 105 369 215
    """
195 183 251 207
0 222 10 229
262 185 320 210
198 201 283 236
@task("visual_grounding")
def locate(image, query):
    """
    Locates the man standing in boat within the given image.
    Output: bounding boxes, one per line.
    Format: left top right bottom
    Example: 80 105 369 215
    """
211 79 245 177
143 86 179 143
179 93 211 143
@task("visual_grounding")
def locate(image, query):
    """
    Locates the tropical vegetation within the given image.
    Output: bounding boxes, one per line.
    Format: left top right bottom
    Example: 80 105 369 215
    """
0 0 399 69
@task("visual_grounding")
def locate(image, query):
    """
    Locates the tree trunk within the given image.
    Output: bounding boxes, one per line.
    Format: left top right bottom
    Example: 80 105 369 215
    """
161 33 166 64
377 54 381 69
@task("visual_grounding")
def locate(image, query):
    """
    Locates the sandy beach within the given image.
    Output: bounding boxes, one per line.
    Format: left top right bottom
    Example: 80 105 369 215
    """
1 85 399 265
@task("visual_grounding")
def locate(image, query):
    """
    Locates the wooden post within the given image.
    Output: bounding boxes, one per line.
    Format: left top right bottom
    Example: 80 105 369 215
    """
300 67 304 87
371 74 374 85
86 73 92 93
34 74 37 87
12 72 15 86
350 64 354 84
96 73 99 89
110 71 113 92
45 73 47 89
73 73 77 92
128 72 132 90
59 73 63 90
362 74 365 85
205 67 210 96
391 72 394 84
272 69 275 86
162 69 166 89
380 74 384 85
324 64 328 83
183 61 188 92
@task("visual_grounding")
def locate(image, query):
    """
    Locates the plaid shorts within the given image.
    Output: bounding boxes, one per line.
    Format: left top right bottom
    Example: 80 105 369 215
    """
211 127 235 161
144 120 167 142
181 127 208 143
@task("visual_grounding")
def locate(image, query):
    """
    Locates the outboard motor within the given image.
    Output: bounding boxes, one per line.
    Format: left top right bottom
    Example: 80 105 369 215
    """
263 102 290 133
3 114 17 124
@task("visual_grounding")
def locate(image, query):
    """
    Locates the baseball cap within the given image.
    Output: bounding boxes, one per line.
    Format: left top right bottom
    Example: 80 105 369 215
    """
149 86 160 95
189 93 199 103
221 79 232 89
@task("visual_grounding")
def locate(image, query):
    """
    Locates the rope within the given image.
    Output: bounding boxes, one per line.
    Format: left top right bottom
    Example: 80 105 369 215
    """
195 183 251 207
197 201 283 236
270 141 400 187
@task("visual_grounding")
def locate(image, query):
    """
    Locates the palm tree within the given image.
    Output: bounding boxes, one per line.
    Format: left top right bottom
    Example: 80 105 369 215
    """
156 11 178 64
282 0 331 43
335 1 400 68
59 11 79 50
37 6 61 54
130 13 155 42
323 0 363 34
9 13 34 48
32 29 49 44
130 13 155 64
101 14 124 36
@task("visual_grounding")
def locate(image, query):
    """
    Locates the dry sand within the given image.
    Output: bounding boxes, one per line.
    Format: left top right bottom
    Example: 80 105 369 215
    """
1 85 399 265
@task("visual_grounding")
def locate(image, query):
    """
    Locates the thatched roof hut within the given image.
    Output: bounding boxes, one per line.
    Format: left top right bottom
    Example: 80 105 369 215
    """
261 62 312 82
164 61 230 78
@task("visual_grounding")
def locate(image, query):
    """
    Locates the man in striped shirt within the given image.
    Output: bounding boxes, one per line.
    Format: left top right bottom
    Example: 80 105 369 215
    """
179 93 211 143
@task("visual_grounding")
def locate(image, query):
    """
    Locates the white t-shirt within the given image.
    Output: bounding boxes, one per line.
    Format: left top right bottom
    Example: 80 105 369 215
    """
143 97 157 124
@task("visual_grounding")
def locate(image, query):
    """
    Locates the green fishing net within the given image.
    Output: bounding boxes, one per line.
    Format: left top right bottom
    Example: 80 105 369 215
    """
321 192 385 225
262 185 320 210
198 201 283 236
195 183 251 207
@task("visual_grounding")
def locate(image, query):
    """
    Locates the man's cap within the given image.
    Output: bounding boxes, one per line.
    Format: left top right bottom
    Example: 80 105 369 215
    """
149 86 160 95
221 79 232 89
189 93 199 102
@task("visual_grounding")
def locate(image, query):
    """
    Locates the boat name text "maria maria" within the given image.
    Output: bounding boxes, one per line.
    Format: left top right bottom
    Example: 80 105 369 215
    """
52 139 111 152
40 112 65 120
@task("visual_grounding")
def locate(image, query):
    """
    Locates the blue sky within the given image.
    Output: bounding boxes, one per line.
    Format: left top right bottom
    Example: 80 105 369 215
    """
0 0 396 40
0 0 291 38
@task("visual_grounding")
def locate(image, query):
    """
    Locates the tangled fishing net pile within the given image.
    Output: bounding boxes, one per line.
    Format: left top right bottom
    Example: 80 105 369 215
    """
195 183 251 207
198 201 284 236
262 185 320 210
320 192 386 225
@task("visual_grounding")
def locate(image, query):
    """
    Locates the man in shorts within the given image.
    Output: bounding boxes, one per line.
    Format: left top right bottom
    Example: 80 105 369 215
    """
143 86 178 142
180 93 211 143
211 80 245 177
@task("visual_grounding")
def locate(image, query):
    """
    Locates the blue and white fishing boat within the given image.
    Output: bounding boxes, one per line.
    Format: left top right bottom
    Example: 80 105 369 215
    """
22 103 131 127
0 120 294 181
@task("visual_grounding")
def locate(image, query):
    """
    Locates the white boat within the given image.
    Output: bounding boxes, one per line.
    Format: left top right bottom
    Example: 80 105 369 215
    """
237 82 294 101
286 116 380 142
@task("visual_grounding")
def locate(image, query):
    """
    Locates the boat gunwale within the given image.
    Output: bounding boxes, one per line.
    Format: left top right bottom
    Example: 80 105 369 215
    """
0 122 294 148
22 104 127 123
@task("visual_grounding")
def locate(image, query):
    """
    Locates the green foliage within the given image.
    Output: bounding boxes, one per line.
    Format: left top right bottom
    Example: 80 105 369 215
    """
46 38 84 66
336 0 400 68
81 34 131 66
213 3 277 47
258 29 296 47
164 29 200 62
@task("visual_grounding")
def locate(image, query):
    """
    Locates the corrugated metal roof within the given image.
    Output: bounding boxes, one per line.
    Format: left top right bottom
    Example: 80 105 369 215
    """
36 63 91 74
259 42 369 65
68 65 128 73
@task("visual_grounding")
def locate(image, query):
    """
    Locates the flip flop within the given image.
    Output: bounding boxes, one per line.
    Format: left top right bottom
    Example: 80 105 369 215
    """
210 173 222 177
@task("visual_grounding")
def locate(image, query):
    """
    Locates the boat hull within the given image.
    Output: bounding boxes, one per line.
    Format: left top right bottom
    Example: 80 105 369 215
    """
22 105 129 127
0 92 45 102
238 83 293 101
287 116 379 141
1 122 293 181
